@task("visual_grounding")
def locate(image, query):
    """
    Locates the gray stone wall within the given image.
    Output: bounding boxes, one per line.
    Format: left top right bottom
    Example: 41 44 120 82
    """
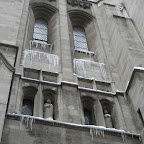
1 116 141 144
0 0 144 143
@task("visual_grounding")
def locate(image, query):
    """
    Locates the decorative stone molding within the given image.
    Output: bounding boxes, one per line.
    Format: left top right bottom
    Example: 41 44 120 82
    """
0 43 18 72
30 1 58 18
0 51 15 72
119 2 125 11
67 0 92 9
68 9 95 25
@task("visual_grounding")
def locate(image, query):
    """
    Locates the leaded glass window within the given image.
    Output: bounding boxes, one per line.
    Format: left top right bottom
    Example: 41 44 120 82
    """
22 100 34 116
33 18 48 42
73 26 88 51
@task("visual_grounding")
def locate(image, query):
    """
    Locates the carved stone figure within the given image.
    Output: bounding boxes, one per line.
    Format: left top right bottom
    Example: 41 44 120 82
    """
44 99 53 119
104 110 113 128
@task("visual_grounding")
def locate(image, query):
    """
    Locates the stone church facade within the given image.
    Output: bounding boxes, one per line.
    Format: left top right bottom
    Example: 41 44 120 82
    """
0 0 144 143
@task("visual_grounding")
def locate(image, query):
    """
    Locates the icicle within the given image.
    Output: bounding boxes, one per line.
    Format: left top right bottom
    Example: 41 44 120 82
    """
121 133 127 144
39 53 41 60
74 59 107 79
90 128 94 140
30 118 34 131
30 41 32 50
36 42 38 48
139 136 142 141
21 50 30 65
89 127 105 140
26 117 29 127
19 115 34 131
19 115 24 129
22 50 59 68
50 45 53 54
95 129 98 137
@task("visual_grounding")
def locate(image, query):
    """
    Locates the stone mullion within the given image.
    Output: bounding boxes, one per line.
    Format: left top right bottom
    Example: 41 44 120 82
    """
93 99 106 127
33 84 43 117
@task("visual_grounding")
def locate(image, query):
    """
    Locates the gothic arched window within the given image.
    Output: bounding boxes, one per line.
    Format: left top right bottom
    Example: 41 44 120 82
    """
33 18 48 43
73 26 88 51
22 99 34 116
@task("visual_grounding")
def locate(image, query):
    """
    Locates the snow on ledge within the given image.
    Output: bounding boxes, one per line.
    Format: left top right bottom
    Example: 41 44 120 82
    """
7 113 140 138
78 87 115 95
61 81 78 86
134 67 144 71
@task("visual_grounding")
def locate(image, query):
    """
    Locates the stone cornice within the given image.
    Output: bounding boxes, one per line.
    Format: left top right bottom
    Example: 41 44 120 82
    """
126 67 144 94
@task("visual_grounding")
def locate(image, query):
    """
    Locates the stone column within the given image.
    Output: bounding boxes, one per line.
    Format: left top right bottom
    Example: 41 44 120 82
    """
114 96 126 130
58 0 74 82
93 99 106 127
15 79 24 114
33 84 43 117
60 84 82 124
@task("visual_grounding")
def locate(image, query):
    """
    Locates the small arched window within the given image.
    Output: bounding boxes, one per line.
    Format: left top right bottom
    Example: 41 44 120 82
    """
33 18 48 43
22 99 34 116
73 26 88 51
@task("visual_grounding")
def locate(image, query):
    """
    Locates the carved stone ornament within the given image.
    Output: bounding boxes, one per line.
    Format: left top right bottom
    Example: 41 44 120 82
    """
67 0 92 9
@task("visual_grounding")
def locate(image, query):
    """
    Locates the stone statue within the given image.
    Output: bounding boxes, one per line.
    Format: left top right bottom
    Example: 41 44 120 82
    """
44 99 53 120
104 110 113 128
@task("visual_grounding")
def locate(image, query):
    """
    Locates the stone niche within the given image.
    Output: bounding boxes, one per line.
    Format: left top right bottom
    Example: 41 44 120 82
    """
24 68 40 80
78 77 93 89
42 71 58 83
23 68 58 83
96 81 112 92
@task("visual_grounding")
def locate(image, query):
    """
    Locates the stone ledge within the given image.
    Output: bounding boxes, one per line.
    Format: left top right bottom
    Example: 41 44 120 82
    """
103 3 116 7
79 86 115 96
113 15 132 20
6 113 141 139
0 43 18 49
126 67 144 93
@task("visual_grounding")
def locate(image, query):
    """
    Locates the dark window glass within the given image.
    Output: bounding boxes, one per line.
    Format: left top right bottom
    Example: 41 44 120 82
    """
33 18 48 42
84 109 92 125
73 26 88 51
22 100 34 116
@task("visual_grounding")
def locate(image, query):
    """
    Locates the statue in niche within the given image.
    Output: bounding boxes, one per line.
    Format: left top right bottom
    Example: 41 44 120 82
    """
104 110 113 128
44 99 53 120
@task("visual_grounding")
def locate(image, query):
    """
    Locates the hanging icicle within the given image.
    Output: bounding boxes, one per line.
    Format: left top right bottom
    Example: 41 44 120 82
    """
73 59 107 80
22 50 59 69
19 115 35 131
89 127 105 140
30 40 53 53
